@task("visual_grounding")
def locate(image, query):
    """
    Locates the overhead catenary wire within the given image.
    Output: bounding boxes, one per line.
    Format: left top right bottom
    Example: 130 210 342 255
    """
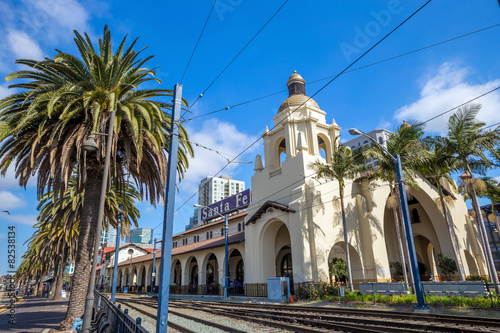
174 0 433 214
183 16 500 123
181 0 290 118
179 0 217 84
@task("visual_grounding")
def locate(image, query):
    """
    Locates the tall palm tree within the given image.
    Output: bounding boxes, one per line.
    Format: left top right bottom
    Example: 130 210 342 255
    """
441 104 500 292
0 26 194 328
310 136 365 292
419 138 464 280
33 174 140 300
479 176 500 234
364 121 430 290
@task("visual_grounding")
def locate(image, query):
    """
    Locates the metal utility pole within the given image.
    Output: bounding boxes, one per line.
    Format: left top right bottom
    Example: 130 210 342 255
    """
151 238 157 295
395 155 428 310
156 84 182 333
111 205 123 302
82 101 116 331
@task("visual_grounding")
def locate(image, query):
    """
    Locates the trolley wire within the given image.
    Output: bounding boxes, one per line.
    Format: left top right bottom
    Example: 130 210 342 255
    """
181 0 290 118
179 0 217 84
173 0 433 214
183 22 500 123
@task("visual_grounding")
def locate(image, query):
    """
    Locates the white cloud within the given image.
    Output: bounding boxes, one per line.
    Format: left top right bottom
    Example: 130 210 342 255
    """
0 191 26 210
3 214 37 226
7 30 44 60
0 166 24 190
394 63 500 135
25 0 91 42
180 119 260 194
0 84 10 99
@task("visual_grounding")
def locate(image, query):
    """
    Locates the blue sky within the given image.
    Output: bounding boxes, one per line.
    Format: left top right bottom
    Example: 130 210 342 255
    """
1 0 500 275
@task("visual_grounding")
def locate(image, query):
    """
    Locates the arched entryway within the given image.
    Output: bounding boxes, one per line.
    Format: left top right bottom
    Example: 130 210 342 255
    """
464 250 479 276
260 220 294 294
204 253 219 295
229 249 244 295
328 242 363 283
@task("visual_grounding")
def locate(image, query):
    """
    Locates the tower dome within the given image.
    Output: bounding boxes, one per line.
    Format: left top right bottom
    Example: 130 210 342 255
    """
278 71 319 113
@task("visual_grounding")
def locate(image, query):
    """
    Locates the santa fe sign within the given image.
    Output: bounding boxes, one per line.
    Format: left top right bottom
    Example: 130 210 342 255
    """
201 189 250 221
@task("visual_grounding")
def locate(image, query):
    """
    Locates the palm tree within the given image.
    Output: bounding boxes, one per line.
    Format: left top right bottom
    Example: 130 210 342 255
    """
0 26 194 328
310 136 365 292
419 138 464 280
364 121 431 290
441 104 500 292
33 174 140 300
479 176 500 235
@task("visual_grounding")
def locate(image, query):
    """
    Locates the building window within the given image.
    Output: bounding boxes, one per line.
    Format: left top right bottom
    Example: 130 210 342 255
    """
378 137 383 144
206 232 209 239
238 223 241 232
221 228 224 236
411 208 421 223
193 236 196 243
210 231 213 238
197 235 200 242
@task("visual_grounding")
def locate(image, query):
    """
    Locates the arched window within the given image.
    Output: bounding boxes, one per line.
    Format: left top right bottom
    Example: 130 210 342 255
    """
242 223 245 230
210 231 213 238
197 235 200 242
206 232 209 239
236 259 244 282
193 236 196 242
221 228 224 236
281 253 293 278
238 223 241 232
412 208 421 223
206 263 214 284
191 265 198 284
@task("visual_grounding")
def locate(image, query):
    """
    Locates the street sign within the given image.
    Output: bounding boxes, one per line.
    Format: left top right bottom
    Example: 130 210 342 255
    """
201 189 250 221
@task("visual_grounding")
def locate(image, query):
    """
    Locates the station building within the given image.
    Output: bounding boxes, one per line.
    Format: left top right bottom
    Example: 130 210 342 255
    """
100 72 489 295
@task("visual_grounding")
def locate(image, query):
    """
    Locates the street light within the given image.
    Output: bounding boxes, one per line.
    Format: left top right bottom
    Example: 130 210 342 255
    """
111 205 123 302
194 204 229 300
348 128 429 310
82 103 117 331
150 238 161 295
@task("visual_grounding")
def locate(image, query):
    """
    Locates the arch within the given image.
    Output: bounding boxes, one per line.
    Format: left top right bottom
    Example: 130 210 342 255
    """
140 266 146 291
274 137 287 168
259 219 292 286
184 256 198 285
201 252 219 286
171 259 182 285
328 242 364 282
317 133 332 163
464 250 479 276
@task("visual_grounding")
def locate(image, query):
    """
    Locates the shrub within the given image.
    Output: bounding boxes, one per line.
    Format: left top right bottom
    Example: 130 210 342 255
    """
465 275 488 282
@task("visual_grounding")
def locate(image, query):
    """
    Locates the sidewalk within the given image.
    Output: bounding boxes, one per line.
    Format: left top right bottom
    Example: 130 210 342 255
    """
0 295 69 333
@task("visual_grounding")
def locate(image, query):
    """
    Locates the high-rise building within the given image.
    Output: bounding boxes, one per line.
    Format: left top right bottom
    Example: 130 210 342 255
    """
130 228 153 244
186 176 245 230
342 128 392 168
101 225 117 247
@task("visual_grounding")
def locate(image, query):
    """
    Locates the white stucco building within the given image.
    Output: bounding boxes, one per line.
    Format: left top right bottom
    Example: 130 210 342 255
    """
100 71 489 296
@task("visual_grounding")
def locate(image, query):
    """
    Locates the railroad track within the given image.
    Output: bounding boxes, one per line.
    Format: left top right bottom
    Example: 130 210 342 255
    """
120 297 500 332
118 299 249 333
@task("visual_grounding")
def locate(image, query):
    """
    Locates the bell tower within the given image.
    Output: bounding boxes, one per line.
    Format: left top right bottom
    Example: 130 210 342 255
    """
256 71 340 174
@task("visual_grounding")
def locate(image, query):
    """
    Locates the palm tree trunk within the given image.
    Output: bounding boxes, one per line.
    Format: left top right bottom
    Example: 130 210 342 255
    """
60 169 102 330
393 207 409 290
340 187 354 292
53 245 69 301
51 255 61 299
436 182 464 281
470 186 500 293
36 278 43 297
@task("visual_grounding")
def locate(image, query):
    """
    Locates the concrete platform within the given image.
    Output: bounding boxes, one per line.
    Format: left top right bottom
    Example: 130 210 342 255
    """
0 293 68 333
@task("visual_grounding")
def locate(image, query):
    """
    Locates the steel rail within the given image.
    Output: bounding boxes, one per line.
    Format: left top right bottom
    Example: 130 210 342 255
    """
119 299 247 333
171 298 500 328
